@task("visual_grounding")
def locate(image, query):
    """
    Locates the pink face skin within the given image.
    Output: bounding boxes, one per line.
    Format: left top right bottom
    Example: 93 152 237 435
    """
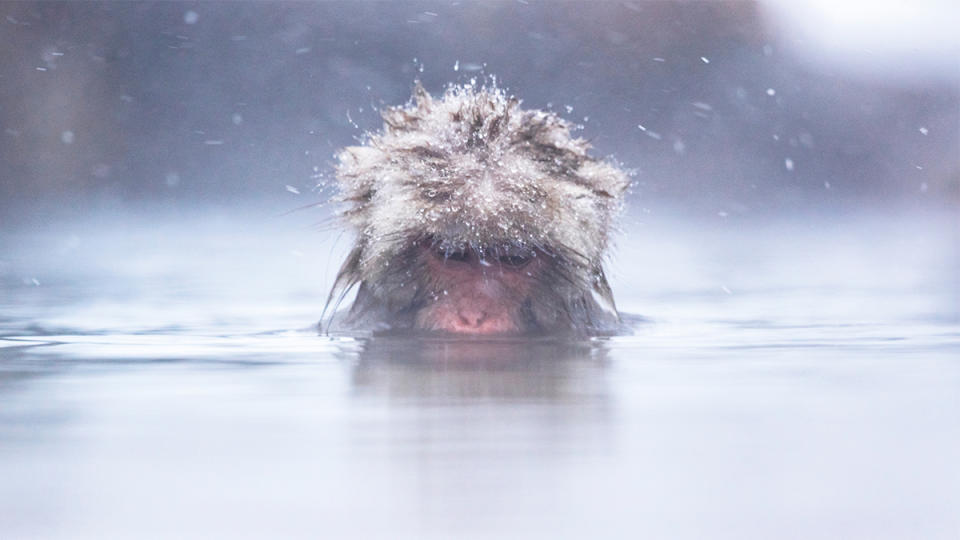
415 245 544 335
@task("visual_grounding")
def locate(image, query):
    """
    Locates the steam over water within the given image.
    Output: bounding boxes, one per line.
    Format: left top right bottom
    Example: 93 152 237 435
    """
1 211 957 539
2 2 956 537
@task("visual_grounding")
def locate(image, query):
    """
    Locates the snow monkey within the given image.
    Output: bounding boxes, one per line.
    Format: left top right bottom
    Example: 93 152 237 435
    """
322 82 630 336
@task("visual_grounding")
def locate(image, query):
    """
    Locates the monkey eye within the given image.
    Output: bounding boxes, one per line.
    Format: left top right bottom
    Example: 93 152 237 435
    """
498 253 532 268
434 246 470 263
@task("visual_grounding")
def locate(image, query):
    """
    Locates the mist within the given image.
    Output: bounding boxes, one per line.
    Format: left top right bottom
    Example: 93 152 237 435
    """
1 1 956 227
1 3 958 539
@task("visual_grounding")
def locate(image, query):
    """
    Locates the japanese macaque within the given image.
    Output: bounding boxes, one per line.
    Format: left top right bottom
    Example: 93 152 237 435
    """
322 82 630 336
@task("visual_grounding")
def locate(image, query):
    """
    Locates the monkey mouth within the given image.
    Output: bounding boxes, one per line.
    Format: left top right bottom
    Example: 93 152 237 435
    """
434 320 521 336
418 309 523 336
442 323 519 336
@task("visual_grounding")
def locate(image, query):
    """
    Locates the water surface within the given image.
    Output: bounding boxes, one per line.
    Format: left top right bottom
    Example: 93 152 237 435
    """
1 212 957 539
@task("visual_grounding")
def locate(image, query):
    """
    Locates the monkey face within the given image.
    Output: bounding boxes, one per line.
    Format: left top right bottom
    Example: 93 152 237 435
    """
326 83 629 337
413 243 545 335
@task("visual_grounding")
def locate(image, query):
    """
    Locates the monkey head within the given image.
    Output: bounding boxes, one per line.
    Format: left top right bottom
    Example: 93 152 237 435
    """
324 82 630 336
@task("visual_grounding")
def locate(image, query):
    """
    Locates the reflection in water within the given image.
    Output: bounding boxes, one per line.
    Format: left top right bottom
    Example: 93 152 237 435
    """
345 337 611 401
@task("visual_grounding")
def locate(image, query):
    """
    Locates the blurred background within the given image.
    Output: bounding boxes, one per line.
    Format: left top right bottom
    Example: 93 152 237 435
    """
1 1 957 228
2 5 959 539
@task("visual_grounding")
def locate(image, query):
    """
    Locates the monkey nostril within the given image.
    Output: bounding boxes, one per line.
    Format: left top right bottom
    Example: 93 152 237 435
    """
457 309 487 327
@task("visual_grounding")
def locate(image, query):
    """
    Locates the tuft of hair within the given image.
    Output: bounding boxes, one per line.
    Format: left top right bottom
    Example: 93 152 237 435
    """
325 81 631 333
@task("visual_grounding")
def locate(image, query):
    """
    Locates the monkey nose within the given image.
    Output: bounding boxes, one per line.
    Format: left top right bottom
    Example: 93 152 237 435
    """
457 309 488 327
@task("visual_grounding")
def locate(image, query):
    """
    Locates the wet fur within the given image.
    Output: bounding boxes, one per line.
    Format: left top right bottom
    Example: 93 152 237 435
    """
323 82 630 335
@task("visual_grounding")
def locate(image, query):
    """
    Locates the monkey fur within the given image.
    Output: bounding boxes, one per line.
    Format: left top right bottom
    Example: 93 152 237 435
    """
324 82 630 336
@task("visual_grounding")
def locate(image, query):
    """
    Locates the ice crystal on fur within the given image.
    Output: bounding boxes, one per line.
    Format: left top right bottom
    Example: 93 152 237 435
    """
324 82 630 335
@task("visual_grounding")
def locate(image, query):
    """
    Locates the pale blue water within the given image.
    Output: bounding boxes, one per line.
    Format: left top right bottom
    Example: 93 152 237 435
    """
1 211 958 539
